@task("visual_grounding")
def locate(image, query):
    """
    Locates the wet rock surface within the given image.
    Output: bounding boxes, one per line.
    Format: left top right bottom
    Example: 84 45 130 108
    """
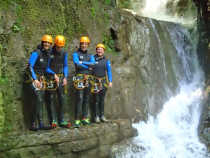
0 119 137 158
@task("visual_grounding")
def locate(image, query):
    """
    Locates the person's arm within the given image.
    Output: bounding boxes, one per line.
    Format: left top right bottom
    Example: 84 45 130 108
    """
46 58 56 75
63 53 68 78
46 57 60 85
72 52 89 69
28 52 39 80
82 54 96 65
106 60 112 82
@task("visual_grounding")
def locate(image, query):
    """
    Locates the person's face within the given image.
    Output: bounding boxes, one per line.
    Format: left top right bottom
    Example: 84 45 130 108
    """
96 47 104 57
43 41 51 50
80 42 89 51
55 45 63 52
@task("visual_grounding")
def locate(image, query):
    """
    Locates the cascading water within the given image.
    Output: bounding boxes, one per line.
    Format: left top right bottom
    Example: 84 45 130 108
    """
130 0 197 26
112 1 210 157
113 24 209 158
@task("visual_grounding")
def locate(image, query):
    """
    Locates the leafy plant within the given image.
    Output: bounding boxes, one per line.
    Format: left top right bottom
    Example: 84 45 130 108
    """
105 0 112 5
11 22 22 33
90 7 96 18
103 34 115 53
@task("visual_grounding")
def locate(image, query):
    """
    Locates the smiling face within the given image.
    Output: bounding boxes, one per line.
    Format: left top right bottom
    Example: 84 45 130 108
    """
42 41 51 50
80 42 89 51
96 47 104 57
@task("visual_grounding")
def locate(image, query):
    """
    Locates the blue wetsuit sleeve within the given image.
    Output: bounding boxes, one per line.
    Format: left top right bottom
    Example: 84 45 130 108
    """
63 53 68 78
82 55 96 65
28 52 39 80
72 52 89 69
90 55 95 62
106 60 112 82
46 58 56 75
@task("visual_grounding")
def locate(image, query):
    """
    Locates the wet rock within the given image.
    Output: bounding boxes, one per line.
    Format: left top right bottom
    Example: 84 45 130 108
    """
0 119 136 158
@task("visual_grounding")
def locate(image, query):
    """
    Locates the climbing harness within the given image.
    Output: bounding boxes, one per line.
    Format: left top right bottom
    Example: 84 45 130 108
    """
90 76 108 93
73 74 92 90
45 73 65 91
45 77 57 91
32 75 46 91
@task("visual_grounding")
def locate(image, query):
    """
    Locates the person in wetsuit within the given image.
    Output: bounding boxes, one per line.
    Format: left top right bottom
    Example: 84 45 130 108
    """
46 35 70 128
72 36 95 127
91 43 112 123
28 34 53 130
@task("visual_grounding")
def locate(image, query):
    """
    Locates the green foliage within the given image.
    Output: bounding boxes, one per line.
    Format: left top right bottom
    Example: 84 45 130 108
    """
0 0 120 139
105 0 112 5
11 22 22 33
118 0 131 8
0 77 9 85
0 0 22 10
90 7 96 18
103 34 115 53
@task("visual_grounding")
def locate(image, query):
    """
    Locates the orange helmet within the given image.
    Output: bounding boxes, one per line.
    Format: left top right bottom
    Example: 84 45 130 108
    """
80 36 90 44
55 35 65 47
42 35 53 43
96 43 105 50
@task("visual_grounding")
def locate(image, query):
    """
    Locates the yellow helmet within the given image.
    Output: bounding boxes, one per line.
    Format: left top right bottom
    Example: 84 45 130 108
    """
80 36 90 44
42 35 53 44
96 43 105 50
55 35 65 47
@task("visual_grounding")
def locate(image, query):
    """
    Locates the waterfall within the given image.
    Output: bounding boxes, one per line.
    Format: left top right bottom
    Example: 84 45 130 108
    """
112 8 210 158
131 0 197 26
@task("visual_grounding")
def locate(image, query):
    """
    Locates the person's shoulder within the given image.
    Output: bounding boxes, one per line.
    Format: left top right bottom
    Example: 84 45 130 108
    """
72 51 78 56
73 49 79 54
106 57 111 63
30 50 39 56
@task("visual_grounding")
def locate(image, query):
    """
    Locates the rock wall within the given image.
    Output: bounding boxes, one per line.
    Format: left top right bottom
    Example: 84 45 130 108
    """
0 0 183 134
0 119 136 158
194 0 210 150
0 0 203 156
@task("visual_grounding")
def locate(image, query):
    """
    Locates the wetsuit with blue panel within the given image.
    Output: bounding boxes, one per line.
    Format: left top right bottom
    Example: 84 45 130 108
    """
92 54 112 122
73 48 95 123
28 44 51 129
46 46 68 126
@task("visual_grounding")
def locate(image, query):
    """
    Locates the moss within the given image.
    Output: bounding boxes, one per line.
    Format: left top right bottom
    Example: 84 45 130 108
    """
62 1 86 40
0 92 4 135
0 0 119 136
0 0 22 10
117 0 131 9
103 33 115 52
104 0 112 5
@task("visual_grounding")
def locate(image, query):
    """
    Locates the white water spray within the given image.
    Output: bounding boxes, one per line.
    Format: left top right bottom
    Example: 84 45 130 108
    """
113 2 209 156
131 0 197 26
115 79 209 158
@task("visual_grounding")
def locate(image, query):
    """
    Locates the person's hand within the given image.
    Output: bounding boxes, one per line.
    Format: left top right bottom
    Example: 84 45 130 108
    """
54 74 59 85
33 80 41 89
63 78 67 86
109 82 112 88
